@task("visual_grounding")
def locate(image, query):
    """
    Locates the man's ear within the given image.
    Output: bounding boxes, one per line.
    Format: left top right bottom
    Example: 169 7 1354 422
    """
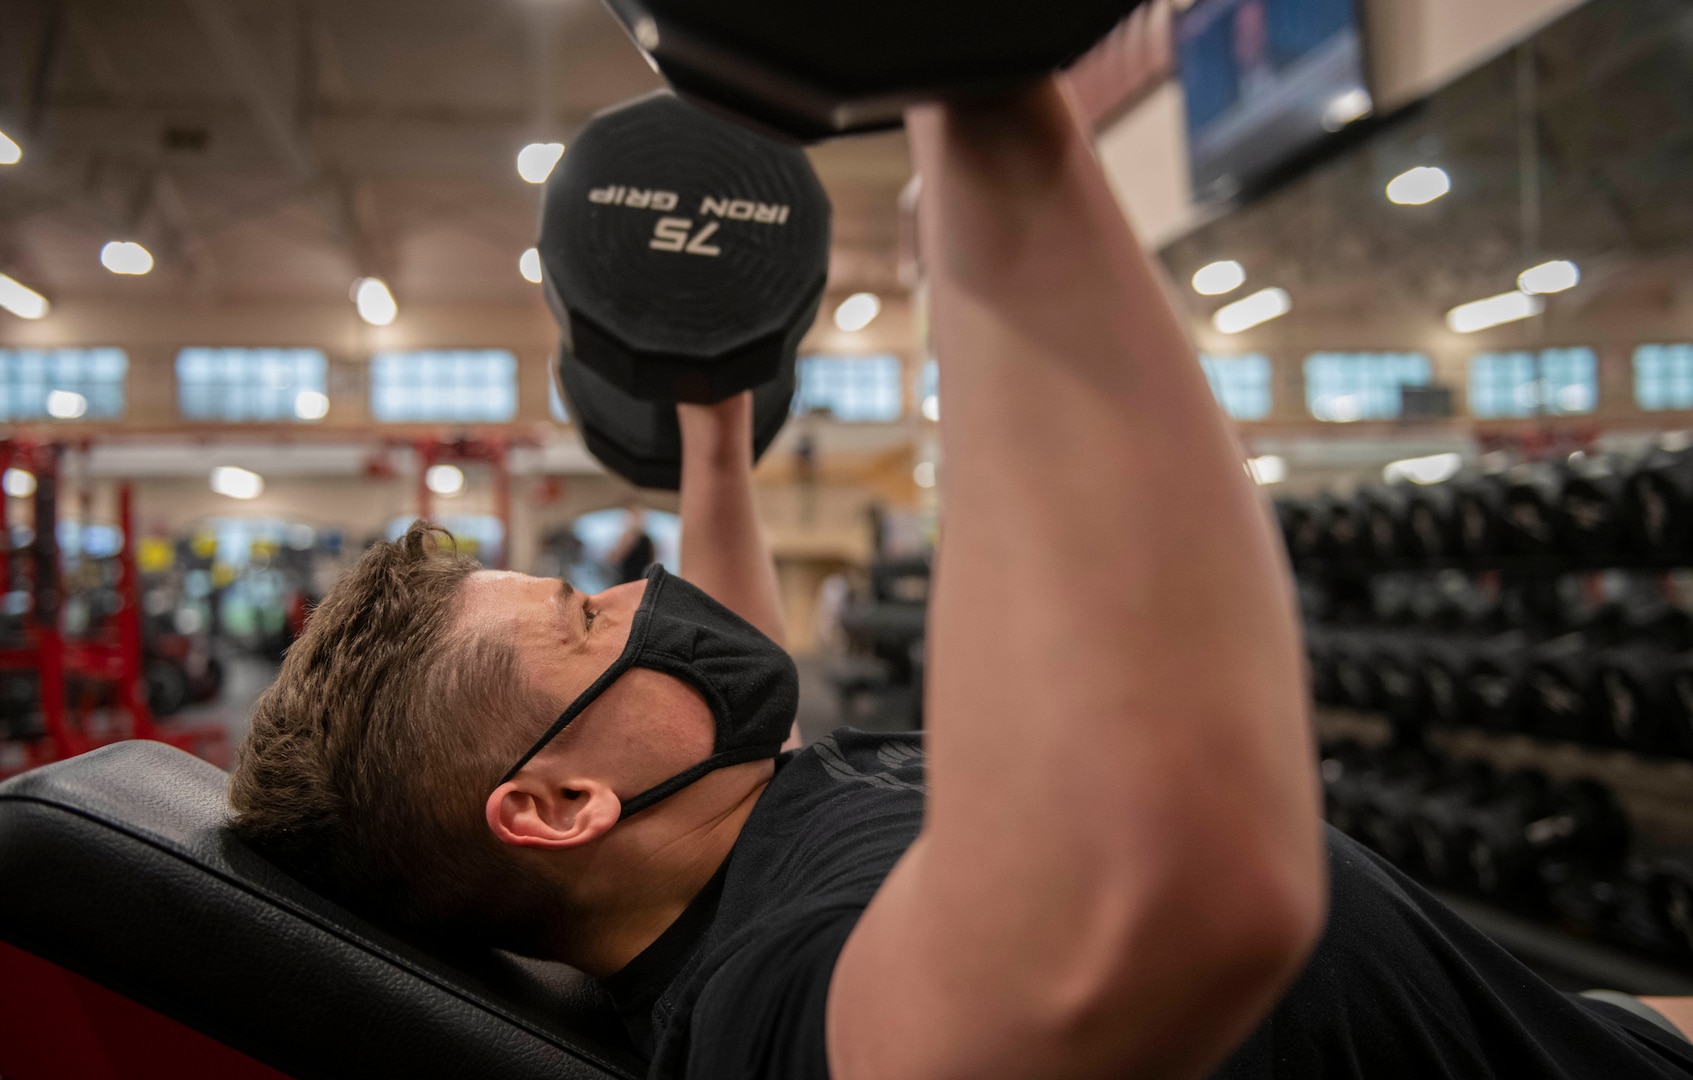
484 774 622 850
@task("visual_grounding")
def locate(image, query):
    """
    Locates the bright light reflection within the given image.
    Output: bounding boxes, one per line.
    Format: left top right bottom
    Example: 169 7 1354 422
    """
353 277 398 326
517 143 566 184
1192 260 1246 296
520 247 544 284
0 274 50 320
921 395 940 422
427 464 466 497
100 241 154 276
46 390 88 419
1247 455 1287 485
1214 287 1291 335
0 130 20 166
294 390 330 421
834 293 882 333
913 461 937 489
1387 166 1451 206
1384 452 1463 486
2 469 36 498
210 466 264 501
1518 260 1580 295
1446 291 1544 334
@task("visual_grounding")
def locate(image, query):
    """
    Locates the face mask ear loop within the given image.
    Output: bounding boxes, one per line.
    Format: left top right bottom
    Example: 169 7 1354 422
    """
616 741 787 820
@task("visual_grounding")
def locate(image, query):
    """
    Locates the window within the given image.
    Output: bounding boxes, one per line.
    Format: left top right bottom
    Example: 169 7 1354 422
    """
549 375 570 423
0 348 127 421
1636 345 1693 411
794 355 903 422
177 348 328 422
1468 348 1596 418
1199 353 1272 420
918 360 939 421
1304 352 1431 422
370 350 518 423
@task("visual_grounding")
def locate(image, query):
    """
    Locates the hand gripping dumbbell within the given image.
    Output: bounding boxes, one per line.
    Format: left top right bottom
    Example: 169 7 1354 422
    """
538 91 831 489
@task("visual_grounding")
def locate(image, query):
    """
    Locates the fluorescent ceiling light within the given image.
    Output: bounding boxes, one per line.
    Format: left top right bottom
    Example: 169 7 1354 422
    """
46 390 88 419
353 277 398 326
1386 166 1451 206
1518 260 1580 295
1192 260 1246 296
2 469 36 498
834 292 881 332
1384 452 1463 486
100 241 154 276
520 247 544 284
1213 287 1291 335
1247 455 1286 485
1322 89 1374 132
0 274 50 320
210 466 264 501
0 130 19 166
294 390 330 421
517 143 565 185
913 461 937 489
1446 290 1544 334
426 464 466 497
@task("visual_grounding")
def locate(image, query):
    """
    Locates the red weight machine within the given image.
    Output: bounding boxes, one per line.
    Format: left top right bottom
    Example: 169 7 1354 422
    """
0 439 226 779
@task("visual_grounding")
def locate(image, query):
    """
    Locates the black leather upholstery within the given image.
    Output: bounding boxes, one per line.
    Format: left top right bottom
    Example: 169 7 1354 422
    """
0 741 646 1080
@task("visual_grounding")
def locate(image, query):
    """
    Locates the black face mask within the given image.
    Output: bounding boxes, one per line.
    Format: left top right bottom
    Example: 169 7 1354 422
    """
497 565 799 820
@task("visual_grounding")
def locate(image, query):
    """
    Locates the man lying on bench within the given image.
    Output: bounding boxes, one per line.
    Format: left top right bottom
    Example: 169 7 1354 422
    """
230 80 1693 1079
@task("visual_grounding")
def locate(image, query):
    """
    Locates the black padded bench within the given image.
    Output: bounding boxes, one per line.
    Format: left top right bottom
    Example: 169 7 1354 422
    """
0 741 647 1080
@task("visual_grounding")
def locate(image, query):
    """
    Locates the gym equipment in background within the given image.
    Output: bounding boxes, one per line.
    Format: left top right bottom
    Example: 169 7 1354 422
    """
539 92 830 489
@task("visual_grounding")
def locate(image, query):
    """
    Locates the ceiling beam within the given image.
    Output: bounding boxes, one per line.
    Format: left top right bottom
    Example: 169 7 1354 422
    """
182 0 318 182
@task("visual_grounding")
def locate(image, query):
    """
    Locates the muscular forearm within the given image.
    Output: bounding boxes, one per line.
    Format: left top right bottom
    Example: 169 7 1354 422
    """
832 83 1322 1080
677 395 786 647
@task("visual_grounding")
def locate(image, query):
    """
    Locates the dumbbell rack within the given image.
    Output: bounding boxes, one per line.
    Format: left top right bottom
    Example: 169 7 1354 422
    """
1297 506 1693 989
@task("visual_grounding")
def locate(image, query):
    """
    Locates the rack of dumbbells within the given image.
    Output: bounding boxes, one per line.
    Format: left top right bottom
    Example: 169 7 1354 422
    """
1281 443 1693 977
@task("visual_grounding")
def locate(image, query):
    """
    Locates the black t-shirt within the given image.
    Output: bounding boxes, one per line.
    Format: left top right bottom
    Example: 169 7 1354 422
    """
606 729 1693 1079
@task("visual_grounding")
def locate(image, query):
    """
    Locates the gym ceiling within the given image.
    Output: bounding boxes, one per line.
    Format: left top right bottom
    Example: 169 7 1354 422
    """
0 0 910 313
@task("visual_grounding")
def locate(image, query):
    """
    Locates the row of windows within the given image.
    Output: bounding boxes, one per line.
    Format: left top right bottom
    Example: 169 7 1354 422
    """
1203 345 1693 421
0 350 910 425
11 346 1693 425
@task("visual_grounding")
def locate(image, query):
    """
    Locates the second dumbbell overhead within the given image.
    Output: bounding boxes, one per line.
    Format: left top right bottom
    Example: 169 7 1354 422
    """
602 0 1144 141
539 91 832 489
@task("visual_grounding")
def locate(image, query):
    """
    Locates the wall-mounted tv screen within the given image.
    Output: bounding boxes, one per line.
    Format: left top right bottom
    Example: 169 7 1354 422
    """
1176 0 1371 203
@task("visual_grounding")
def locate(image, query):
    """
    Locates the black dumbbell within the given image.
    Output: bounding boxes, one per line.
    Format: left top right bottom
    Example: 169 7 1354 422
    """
1329 628 1384 712
1358 487 1413 564
1372 633 1428 726
1454 472 1511 560
1305 626 1344 707
1464 774 1628 906
1403 482 1460 561
1460 631 1534 733
1560 456 1629 562
1501 464 1564 557
1526 632 1602 744
602 0 1142 142
1594 640 1680 753
1418 637 1470 728
1322 494 1368 562
1276 497 1328 563
1624 446 1693 558
1408 758 1500 885
539 91 831 489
